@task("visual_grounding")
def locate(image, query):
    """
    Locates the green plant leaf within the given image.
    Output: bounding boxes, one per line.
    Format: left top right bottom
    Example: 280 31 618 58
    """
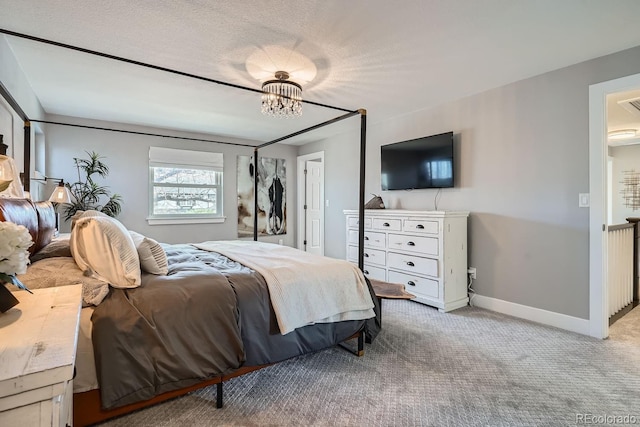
0 180 11 192
64 151 122 220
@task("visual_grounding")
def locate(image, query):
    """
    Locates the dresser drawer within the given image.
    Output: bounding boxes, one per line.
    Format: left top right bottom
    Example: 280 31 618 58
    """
347 216 372 229
403 219 439 234
388 252 438 277
388 233 439 256
372 217 402 231
347 246 386 266
362 264 386 281
347 229 358 245
348 230 385 248
364 231 386 248
363 247 386 266
388 271 439 299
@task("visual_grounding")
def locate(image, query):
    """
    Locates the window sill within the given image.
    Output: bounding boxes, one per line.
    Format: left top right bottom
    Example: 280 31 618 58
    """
146 216 226 225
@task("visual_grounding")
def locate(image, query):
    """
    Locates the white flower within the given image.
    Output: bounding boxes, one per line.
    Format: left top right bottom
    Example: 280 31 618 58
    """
0 222 32 276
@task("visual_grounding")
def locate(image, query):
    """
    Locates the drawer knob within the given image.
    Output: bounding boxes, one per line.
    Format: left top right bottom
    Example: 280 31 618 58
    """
364 270 369 275
407 281 416 286
407 241 415 246
383 222 390 227
406 261 415 267
364 236 369 240
364 253 369 257
416 224 424 229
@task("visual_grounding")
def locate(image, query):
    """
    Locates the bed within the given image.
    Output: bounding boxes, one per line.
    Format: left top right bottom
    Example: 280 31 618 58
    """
0 27 375 426
0 198 380 426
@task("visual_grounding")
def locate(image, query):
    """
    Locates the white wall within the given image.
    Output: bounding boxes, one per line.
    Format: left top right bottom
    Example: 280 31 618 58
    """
610 144 640 224
0 35 46 184
300 44 640 320
44 115 298 245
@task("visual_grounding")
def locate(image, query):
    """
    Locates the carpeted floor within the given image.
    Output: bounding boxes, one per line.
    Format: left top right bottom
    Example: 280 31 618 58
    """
609 304 640 343
98 301 640 427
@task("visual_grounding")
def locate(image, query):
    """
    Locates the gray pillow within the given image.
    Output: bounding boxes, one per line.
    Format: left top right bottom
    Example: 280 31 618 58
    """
18 257 110 307
30 235 72 263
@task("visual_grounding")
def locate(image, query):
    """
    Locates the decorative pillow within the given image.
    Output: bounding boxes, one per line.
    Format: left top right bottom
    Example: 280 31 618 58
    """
30 234 72 263
17 257 110 307
70 216 141 289
129 230 169 275
70 209 110 231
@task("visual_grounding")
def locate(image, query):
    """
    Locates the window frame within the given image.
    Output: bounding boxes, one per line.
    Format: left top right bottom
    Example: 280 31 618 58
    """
147 147 225 225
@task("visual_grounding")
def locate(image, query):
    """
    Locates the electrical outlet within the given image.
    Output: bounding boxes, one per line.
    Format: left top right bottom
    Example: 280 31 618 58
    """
468 267 477 279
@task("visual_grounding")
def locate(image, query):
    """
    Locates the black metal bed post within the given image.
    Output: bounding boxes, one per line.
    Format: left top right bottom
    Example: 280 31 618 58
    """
0 81 31 192
252 111 359 243
253 147 259 241
23 121 31 192
357 109 367 271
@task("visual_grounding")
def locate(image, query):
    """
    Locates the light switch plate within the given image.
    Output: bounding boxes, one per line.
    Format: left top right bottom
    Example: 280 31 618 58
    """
579 193 590 208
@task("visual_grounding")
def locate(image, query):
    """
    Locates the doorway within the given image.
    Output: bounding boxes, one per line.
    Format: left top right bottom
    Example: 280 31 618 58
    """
297 152 325 255
589 71 640 339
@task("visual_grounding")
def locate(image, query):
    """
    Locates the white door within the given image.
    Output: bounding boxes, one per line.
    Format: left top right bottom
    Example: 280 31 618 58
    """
304 159 324 255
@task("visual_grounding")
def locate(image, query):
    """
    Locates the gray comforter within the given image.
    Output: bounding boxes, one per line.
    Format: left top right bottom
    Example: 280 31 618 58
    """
91 244 380 409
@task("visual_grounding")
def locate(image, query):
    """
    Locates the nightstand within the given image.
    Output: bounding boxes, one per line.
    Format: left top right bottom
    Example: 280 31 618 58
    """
0 285 82 426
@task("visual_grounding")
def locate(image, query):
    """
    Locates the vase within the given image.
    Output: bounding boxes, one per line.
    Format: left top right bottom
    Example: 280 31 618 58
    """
0 283 19 313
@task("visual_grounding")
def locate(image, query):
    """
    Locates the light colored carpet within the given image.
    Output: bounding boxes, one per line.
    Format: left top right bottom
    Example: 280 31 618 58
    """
609 304 640 343
98 301 640 426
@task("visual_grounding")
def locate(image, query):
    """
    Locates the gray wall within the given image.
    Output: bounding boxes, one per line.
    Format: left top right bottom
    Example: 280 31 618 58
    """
300 45 640 320
45 115 298 245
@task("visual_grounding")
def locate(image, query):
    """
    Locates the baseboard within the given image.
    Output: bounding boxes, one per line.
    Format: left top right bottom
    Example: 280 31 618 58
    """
471 294 591 336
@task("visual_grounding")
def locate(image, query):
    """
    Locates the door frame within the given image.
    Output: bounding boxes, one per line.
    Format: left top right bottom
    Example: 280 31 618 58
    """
589 71 640 338
296 151 325 252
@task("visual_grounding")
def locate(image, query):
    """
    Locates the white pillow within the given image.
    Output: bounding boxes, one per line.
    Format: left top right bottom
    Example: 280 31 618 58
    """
70 216 141 289
129 230 168 275
70 209 109 231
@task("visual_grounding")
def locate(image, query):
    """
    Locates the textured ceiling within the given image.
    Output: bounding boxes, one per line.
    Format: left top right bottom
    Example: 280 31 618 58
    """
2 0 640 144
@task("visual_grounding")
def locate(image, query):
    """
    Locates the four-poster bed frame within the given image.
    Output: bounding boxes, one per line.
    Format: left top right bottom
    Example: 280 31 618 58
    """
0 28 370 425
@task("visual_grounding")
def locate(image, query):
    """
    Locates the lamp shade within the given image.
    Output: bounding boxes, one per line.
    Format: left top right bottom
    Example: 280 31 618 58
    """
0 155 25 198
48 181 72 204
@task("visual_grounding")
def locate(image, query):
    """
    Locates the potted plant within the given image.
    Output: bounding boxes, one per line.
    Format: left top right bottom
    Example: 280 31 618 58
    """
63 151 122 221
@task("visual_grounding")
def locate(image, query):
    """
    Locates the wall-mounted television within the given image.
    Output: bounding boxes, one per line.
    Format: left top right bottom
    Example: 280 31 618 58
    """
380 131 454 190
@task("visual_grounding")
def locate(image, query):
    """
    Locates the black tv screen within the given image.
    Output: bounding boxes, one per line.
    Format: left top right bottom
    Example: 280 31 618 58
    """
381 132 454 190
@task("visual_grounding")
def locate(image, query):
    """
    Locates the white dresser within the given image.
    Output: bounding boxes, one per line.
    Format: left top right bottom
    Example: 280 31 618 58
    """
344 210 469 312
0 285 82 426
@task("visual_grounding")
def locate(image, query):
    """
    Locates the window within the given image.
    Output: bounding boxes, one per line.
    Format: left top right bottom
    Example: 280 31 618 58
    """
148 147 224 224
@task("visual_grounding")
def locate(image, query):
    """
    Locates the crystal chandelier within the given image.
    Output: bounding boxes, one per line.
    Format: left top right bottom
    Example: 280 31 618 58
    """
261 71 302 118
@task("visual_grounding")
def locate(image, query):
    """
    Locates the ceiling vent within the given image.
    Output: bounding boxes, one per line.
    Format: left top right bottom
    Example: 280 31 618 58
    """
617 97 640 116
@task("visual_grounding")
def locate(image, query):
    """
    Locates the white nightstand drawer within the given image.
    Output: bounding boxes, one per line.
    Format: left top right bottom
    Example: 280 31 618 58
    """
388 271 439 299
403 219 439 234
362 264 386 281
372 217 401 231
0 286 81 427
347 216 371 229
388 233 439 256
388 252 438 277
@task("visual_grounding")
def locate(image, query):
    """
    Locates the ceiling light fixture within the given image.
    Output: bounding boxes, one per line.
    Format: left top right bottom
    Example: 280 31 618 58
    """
608 129 638 140
261 71 302 118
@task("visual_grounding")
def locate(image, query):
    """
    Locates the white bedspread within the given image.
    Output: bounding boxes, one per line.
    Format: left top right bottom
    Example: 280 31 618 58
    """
193 240 375 334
